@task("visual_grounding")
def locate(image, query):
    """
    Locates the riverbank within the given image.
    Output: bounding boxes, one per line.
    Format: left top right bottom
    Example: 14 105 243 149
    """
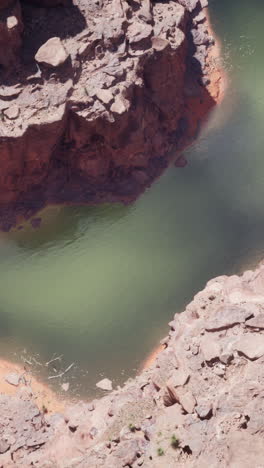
0 359 65 414
1 262 264 467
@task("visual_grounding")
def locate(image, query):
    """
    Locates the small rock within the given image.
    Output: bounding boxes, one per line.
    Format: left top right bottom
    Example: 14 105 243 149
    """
177 390 197 414
3 105 20 120
235 334 264 360
110 97 127 115
35 37 69 67
0 86 22 99
151 37 169 51
205 306 253 332
0 440 10 454
193 11 206 24
219 352 233 365
7 16 18 30
175 156 187 168
246 314 264 329
127 22 152 45
167 368 190 388
89 427 98 438
115 439 139 467
178 0 199 12
96 89 114 105
200 335 222 362
213 366 225 377
196 400 213 419
61 382 69 392
5 372 20 387
87 403 95 411
96 378 113 391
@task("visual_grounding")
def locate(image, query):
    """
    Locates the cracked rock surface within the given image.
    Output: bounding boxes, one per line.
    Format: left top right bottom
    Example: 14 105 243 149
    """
0 0 217 230
2 262 264 467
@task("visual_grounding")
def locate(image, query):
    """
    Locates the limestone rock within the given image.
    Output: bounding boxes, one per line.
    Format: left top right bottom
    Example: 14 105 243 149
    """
235 334 264 360
246 313 264 329
167 368 190 388
61 382 69 392
96 378 113 391
196 400 213 419
176 389 197 413
95 89 114 105
0 440 10 454
5 372 20 386
178 0 199 12
110 97 127 115
4 105 20 120
200 335 222 361
205 306 253 331
35 37 69 67
6 16 18 29
127 22 152 45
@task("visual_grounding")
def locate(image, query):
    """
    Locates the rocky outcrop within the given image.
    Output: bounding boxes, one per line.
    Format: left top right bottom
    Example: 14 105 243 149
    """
1 262 264 467
0 0 219 230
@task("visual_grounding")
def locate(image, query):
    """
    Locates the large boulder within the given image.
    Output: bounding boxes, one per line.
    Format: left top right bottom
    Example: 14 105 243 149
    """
35 36 69 67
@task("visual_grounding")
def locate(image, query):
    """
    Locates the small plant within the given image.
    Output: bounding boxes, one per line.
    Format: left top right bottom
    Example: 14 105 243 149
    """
158 431 162 437
128 423 136 432
171 434 180 449
42 404 48 414
157 447 165 456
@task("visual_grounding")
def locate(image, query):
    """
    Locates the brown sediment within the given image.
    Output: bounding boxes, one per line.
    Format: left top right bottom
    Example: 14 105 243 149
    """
140 344 164 371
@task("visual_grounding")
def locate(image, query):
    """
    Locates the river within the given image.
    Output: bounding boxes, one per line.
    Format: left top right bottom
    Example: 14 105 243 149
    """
0 0 263 397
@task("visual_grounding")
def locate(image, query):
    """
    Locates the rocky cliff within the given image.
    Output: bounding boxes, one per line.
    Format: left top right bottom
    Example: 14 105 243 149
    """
0 0 218 230
1 262 264 467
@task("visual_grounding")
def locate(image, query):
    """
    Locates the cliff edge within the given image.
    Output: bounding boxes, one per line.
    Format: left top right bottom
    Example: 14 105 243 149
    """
0 0 219 229
1 263 264 467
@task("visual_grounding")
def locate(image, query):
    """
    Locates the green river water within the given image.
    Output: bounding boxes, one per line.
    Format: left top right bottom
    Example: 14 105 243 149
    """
0 0 263 397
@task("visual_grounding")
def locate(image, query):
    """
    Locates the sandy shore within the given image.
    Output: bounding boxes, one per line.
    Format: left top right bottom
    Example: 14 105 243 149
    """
0 359 65 413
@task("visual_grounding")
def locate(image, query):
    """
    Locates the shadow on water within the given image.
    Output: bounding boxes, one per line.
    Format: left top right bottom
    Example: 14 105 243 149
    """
10 203 130 250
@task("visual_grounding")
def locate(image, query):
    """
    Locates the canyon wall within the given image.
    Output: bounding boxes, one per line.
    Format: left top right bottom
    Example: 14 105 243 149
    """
0 0 217 229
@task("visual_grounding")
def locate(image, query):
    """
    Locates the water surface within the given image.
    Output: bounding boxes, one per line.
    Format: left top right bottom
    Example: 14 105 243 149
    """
0 0 263 397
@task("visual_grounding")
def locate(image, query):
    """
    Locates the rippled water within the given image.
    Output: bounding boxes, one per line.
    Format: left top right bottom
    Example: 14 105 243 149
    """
0 0 263 397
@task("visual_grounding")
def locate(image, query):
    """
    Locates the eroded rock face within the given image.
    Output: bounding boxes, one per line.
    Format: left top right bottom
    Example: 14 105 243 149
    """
0 0 218 230
2 262 264 467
